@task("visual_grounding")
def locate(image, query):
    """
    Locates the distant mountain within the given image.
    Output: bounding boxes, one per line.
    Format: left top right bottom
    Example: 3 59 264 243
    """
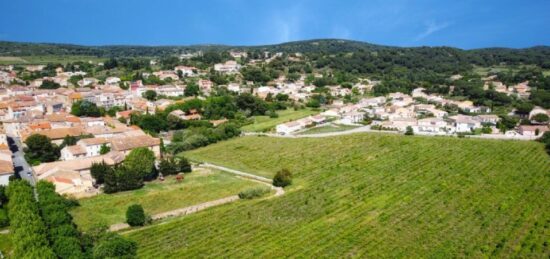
0 39 549 69
0 39 546 56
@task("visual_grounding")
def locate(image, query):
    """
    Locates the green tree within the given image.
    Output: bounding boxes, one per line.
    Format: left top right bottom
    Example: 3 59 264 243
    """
158 156 192 176
39 80 61 89
124 147 156 180
126 204 146 227
184 82 200 96
99 144 111 155
115 166 144 192
142 90 157 101
273 168 292 187
531 113 549 124
59 135 77 149
71 100 102 117
90 161 112 185
103 166 118 194
24 134 60 163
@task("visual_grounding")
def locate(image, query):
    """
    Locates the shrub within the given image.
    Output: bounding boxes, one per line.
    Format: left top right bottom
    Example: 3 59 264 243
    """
93 233 137 259
238 186 271 199
126 204 146 227
273 169 293 187
0 208 8 228
405 126 414 135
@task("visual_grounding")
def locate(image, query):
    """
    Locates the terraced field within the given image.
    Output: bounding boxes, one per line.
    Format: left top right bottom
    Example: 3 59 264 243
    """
128 134 550 258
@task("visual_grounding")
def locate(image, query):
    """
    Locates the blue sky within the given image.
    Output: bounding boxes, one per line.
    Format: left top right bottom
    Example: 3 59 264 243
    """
0 0 549 49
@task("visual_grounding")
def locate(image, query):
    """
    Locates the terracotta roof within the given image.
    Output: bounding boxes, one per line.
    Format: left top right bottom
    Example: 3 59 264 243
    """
69 93 82 100
66 145 86 155
47 176 74 185
29 122 52 130
79 137 110 146
33 151 125 176
0 160 14 174
111 135 160 151
22 127 85 141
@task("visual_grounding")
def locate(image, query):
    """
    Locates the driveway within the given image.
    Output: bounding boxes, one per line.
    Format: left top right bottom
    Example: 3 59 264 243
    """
8 136 35 186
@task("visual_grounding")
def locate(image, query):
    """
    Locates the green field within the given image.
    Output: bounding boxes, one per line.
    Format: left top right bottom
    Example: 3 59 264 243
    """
299 124 360 135
240 108 318 132
71 170 263 231
0 233 13 258
128 134 550 257
0 55 106 65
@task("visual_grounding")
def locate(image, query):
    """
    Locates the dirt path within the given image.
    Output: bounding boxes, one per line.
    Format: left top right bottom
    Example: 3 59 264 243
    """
110 164 284 232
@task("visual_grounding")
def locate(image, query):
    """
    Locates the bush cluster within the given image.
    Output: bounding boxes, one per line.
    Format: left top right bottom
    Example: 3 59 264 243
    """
273 169 293 187
238 186 271 199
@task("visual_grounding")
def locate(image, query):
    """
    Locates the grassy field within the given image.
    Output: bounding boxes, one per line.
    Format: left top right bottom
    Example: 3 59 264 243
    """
473 64 550 77
128 134 550 258
240 108 318 132
0 233 13 258
0 55 106 65
70 169 263 231
299 124 360 135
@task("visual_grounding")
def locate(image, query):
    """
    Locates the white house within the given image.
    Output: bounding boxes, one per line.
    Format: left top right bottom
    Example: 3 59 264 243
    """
414 118 453 134
449 115 482 132
276 121 303 135
174 66 196 77
105 77 121 85
339 111 364 125
0 150 14 186
214 61 241 73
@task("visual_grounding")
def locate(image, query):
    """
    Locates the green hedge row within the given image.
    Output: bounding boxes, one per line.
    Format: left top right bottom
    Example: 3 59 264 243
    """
6 180 55 258
36 181 84 258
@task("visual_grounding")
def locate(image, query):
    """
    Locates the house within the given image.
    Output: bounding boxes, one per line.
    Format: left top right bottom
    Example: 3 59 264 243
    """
276 121 302 135
153 71 179 81
60 137 110 160
156 85 184 97
198 79 213 94
414 118 452 134
214 61 241 73
475 115 501 125
34 151 125 196
105 77 121 85
21 127 86 145
518 125 549 137
110 134 161 157
340 111 364 125
449 115 482 133
0 150 14 186
382 118 418 131
169 109 202 121
174 66 196 77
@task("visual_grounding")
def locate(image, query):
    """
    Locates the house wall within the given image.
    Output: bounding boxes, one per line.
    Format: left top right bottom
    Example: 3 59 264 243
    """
0 174 12 185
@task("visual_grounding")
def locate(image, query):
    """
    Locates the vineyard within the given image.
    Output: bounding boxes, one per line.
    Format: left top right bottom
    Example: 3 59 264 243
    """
127 134 550 257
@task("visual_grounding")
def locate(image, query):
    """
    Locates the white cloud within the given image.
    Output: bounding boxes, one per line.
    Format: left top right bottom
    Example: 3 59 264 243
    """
331 26 352 39
266 5 304 44
415 21 450 41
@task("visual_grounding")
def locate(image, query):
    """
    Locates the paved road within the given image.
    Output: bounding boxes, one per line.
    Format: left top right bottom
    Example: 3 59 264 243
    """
8 136 35 185
244 126 400 139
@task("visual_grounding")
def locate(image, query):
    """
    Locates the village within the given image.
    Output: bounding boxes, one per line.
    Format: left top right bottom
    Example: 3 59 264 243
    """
0 50 549 199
